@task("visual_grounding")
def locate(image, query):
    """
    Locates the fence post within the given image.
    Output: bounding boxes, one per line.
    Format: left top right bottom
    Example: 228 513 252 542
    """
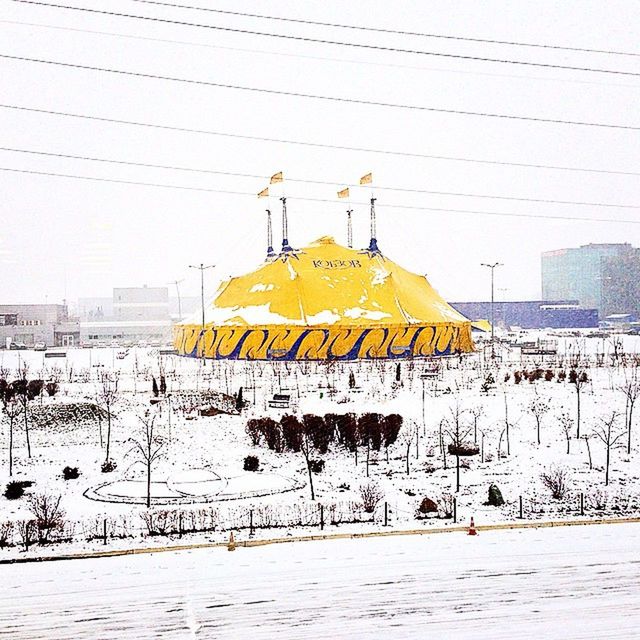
580 493 584 516
103 518 107 546
384 501 388 527
179 513 183 539
453 497 457 524
519 495 523 519
249 509 254 537
320 504 324 531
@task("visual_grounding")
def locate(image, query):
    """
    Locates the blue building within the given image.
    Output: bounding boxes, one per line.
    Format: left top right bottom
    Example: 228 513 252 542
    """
450 300 598 330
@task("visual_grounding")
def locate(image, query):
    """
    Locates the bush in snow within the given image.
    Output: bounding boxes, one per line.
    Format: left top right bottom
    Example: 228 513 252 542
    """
4 481 26 500
487 483 505 506
280 415 302 452
303 414 331 454
45 381 59 397
359 482 384 513
308 459 325 474
243 455 259 472
101 459 117 473
16 519 37 551
438 493 455 519
417 497 438 517
28 493 66 544
63 466 79 480
0 521 14 548
514 371 522 384
541 464 570 500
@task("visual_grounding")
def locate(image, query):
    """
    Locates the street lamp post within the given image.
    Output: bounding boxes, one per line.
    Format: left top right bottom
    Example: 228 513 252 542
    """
481 262 503 359
189 263 215 360
168 279 184 320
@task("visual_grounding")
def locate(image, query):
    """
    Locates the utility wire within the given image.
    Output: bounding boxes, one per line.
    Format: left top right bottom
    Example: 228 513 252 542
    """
8 1 640 77
128 0 640 59
6 20 636 90
2 54 639 131
2 145 638 210
2 166 638 225
3 103 639 177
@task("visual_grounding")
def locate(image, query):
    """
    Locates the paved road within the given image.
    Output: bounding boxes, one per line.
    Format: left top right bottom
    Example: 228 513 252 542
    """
2 524 640 639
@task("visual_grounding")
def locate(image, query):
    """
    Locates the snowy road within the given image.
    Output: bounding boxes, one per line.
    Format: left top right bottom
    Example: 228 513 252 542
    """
2 524 640 639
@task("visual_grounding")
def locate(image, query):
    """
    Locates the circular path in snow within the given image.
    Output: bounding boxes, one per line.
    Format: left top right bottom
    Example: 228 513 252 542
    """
84 469 302 505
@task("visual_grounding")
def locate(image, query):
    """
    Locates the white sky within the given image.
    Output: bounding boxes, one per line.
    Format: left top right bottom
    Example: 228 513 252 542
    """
1 0 639 305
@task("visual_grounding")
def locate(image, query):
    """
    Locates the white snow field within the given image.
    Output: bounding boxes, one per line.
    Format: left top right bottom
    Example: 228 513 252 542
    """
2 523 640 639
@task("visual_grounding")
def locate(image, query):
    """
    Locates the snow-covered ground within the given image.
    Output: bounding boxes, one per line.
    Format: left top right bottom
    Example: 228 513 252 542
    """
2 331 640 558
3 523 640 639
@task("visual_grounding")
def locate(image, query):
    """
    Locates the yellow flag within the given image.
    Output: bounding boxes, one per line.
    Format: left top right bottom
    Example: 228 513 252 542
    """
258 187 269 198
360 172 372 185
270 171 283 184
337 187 349 199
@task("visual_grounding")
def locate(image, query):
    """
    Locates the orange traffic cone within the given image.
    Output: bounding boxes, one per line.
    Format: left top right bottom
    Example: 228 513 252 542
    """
468 517 478 536
227 531 236 551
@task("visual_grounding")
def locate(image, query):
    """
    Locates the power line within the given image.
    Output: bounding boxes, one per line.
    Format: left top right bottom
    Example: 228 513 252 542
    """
2 146 638 210
128 0 640 59
3 103 639 177
1 165 639 226
3 54 639 131
8 1 640 77
5 20 636 90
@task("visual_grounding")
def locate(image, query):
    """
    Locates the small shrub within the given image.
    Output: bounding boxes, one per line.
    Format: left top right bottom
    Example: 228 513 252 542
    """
63 466 79 480
28 493 66 544
484 452 494 462
359 482 384 513
487 483 505 506
541 464 570 500
447 443 479 456
308 459 325 474
557 370 567 382
4 481 25 500
0 522 14 548
337 482 350 491
514 371 522 384
243 455 259 472
545 369 554 382
101 460 117 473
504 373 510 382
417 496 438 515
45 381 59 396
438 493 454 519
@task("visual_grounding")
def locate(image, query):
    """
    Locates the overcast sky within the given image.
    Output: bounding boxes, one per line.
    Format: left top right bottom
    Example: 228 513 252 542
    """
1 0 639 307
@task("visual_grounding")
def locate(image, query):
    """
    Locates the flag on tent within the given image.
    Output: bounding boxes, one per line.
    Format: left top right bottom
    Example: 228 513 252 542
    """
270 171 283 184
258 187 269 198
360 172 372 185
337 187 349 199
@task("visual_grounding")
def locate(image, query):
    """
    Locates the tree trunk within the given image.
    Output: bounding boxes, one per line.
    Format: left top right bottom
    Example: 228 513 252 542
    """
584 437 592 470
605 445 610 486
306 458 315 501
105 409 112 461
566 435 570 455
23 402 31 458
9 417 13 477
536 418 541 446
627 401 635 455
456 454 460 492
576 390 581 439
406 443 410 475
366 442 370 478
146 461 151 508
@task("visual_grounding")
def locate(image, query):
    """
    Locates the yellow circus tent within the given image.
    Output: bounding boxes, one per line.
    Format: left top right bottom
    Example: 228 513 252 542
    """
174 236 474 360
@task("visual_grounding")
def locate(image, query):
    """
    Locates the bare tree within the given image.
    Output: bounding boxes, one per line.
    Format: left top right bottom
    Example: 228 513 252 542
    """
618 367 640 455
582 433 593 470
529 393 550 446
299 418 316 500
559 412 574 454
592 412 625 486
400 427 414 476
444 405 474 493
569 369 589 438
97 371 120 463
128 412 165 508
15 363 32 458
1 386 23 476
469 405 484 445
